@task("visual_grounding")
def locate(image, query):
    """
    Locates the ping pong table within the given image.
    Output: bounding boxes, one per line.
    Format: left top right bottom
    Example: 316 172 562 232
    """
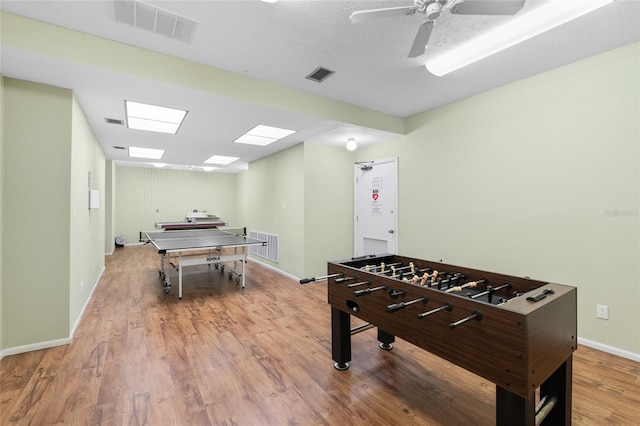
145 228 267 299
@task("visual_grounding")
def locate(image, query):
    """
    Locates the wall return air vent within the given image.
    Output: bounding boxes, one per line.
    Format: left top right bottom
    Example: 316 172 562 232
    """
113 0 198 43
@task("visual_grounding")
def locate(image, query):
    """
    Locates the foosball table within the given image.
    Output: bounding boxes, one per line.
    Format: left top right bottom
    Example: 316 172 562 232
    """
301 253 577 426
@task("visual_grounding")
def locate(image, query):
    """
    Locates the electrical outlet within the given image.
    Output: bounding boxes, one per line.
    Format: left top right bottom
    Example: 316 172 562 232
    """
596 304 609 320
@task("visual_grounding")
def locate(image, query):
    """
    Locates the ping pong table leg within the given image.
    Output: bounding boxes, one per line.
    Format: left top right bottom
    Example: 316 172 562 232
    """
178 254 183 299
241 251 246 288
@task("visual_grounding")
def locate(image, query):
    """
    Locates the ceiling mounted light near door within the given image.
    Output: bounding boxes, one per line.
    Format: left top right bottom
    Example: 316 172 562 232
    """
346 138 357 151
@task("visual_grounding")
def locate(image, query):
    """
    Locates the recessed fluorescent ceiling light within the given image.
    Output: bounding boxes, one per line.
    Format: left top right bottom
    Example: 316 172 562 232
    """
204 155 239 165
129 146 165 159
425 0 615 76
234 124 296 146
125 100 187 134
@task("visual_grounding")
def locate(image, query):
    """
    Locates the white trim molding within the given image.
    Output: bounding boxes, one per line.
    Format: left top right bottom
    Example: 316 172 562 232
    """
578 337 640 362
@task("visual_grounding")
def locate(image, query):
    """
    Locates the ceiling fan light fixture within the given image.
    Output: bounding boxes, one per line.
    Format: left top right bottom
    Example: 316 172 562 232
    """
426 2 443 21
425 0 615 76
346 138 357 151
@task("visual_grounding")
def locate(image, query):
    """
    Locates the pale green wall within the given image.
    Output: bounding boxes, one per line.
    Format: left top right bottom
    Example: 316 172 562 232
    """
115 167 239 244
105 160 116 254
245 142 354 279
0 78 106 352
357 42 640 355
0 74 4 350
69 95 105 331
247 144 305 277
303 143 354 278
236 170 249 229
2 78 72 347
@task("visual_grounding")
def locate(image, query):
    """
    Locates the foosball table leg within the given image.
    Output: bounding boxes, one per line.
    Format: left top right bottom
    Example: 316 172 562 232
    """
496 356 573 426
496 386 536 426
377 329 395 350
331 307 351 370
539 356 572 425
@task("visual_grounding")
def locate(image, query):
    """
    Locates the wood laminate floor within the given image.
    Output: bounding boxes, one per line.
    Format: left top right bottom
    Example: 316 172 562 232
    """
1 246 639 425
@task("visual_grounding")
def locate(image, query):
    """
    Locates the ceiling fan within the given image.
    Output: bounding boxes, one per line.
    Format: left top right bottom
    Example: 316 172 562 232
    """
350 0 526 58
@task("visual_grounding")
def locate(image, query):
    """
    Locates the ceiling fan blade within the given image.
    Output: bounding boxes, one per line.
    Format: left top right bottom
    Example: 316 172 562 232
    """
450 0 526 16
408 20 435 58
350 6 417 24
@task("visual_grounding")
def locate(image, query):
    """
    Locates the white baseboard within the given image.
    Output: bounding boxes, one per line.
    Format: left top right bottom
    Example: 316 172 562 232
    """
0 266 105 361
247 256 300 282
70 266 105 339
0 337 71 360
578 337 640 362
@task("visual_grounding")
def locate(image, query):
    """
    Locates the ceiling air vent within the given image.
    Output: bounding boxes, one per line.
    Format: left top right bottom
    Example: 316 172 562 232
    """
105 117 125 125
113 0 198 43
306 67 335 83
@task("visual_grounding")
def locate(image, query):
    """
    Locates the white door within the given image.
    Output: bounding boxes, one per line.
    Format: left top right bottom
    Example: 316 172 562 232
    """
354 157 398 256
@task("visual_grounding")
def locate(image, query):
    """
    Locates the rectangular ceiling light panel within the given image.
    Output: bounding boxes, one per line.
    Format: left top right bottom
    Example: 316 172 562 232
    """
234 125 297 146
125 100 187 134
129 146 165 159
204 155 240 165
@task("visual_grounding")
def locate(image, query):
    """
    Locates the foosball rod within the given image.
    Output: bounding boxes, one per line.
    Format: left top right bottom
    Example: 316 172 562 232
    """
430 273 464 289
444 278 487 293
389 264 415 273
351 323 375 335
387 296 428 313
347 280 371 288
362 262 402 272
354 285 387 297
299 273 343 284
449 310 483 329
470 282 512 299
417 303 452 319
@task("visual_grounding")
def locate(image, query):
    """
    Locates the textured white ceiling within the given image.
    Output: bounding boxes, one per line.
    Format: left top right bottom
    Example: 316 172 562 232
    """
1 0 638 172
